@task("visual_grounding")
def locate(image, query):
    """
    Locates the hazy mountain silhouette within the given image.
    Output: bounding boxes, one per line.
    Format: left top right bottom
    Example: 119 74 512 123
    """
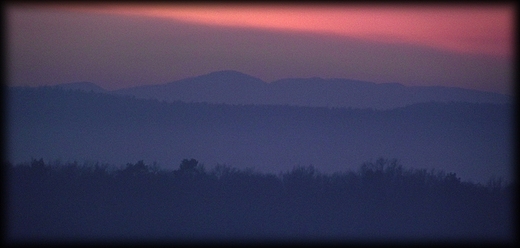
53 81 108 93
110 70 511 109
7 86 512 183
114 70 269 105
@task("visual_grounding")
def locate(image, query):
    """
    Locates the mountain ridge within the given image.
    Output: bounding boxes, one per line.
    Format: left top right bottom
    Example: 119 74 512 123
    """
48 70 511 109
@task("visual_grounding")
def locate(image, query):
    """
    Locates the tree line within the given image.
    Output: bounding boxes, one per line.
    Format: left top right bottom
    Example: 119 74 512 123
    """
6 158 514 244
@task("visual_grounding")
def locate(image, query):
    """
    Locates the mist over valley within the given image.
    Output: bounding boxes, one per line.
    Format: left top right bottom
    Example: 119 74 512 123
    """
8 75 513 184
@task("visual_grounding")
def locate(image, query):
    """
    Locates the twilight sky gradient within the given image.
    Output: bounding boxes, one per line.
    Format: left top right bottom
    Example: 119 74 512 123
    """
6 3 514 94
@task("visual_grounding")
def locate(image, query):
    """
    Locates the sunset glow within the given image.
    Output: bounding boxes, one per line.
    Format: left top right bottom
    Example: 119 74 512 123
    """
63 3 513 57
7 3 513 94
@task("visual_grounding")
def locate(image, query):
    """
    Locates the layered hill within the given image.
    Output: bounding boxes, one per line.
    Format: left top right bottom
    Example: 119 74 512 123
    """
7 86 513 183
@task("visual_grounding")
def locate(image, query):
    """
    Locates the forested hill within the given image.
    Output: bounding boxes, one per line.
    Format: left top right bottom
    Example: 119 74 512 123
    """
7 86 513 183
6 158 514 242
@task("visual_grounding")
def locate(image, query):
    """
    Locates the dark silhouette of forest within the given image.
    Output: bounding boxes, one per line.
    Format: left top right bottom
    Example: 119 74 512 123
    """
6 158 514 244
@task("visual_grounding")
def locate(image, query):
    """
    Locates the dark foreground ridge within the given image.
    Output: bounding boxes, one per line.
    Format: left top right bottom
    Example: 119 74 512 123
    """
5 158 515 245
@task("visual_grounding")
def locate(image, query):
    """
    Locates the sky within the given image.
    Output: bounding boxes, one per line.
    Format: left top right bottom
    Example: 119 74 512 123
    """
6 3 514 95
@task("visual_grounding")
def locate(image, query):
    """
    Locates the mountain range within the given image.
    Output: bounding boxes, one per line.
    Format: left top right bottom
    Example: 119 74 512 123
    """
55 70 511 109
7 86 513 183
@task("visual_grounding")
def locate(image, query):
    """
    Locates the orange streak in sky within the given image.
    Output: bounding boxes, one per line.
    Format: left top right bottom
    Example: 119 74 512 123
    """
50 3 514 57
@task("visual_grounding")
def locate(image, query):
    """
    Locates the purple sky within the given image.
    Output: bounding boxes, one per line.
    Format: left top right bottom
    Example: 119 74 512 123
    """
6 4 513 95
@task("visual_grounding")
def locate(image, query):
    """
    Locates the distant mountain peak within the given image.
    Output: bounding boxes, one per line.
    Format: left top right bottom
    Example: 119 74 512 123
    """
196 70 266 83
206 70 248 76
